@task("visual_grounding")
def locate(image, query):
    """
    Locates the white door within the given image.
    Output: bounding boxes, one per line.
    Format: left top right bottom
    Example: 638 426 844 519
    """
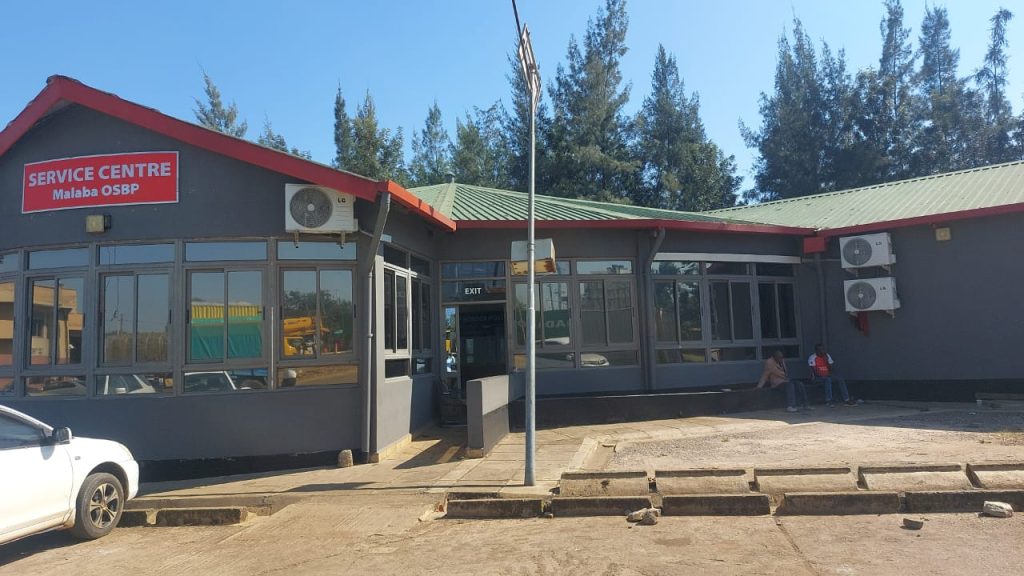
0 414 74 538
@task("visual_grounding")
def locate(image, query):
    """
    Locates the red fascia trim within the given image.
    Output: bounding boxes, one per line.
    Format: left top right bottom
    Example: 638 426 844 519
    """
815 202 1024 239
455 218 812 235
0 76 457 232
803 236 828 254
380 179 457 231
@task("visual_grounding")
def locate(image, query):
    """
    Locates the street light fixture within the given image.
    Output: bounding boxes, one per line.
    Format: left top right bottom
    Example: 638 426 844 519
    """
513 0 541 487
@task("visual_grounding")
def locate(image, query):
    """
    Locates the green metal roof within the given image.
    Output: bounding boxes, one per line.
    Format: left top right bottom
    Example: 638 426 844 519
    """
408 182 760 225
709 161 1024 231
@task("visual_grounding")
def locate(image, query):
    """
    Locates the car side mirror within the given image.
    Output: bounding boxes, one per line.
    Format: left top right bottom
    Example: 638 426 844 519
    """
53 427 73 444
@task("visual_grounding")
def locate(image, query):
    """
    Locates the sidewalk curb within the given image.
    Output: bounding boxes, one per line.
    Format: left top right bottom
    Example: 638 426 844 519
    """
904 490 1024 513
662 494 770 516
776 491 900 515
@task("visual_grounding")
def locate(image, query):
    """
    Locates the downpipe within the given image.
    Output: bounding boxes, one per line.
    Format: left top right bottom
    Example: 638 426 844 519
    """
360 191 391 460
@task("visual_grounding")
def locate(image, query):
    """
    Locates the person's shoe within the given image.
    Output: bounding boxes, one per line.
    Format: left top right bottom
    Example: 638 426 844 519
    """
786 406 799 413
826 402 835 408
845 399 857 406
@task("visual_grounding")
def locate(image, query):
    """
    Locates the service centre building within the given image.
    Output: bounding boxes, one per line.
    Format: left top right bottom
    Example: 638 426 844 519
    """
3 77 1023 466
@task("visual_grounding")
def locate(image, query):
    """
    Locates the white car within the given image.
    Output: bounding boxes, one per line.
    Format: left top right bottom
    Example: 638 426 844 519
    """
0 405 139 544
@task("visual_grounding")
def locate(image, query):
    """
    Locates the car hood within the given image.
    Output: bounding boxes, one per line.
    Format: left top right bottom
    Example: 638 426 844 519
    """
69 437 134 461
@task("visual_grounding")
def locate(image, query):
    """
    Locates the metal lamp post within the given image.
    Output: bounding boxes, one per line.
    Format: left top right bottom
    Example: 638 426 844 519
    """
514 1 541 486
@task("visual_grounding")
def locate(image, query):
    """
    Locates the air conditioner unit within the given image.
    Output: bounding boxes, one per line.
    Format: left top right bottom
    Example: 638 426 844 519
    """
844 277 900 313
284 184 357 234
839 232 895 269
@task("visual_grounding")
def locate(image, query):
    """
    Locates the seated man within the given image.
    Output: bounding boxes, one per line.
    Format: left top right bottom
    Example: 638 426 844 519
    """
808 344 855 407
756 350 811 412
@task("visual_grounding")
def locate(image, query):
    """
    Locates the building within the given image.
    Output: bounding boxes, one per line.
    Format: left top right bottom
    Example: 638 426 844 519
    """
2 76 1022 464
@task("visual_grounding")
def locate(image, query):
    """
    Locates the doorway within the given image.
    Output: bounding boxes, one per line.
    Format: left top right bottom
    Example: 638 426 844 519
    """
444 303 507 388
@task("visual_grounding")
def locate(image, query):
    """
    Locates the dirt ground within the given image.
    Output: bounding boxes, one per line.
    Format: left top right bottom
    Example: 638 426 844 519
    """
608 407 1024 470
2 493 1022 576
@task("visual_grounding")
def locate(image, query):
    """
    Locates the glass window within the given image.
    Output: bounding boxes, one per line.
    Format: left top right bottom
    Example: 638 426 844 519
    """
385 359 408 378
656 349 708 364
29 277 85 366
0 281 13 367
706 262 749 275
581 349 638 367
384 245 407 268
384 270 396 351
709 281 731 341
676 281 702 343
710 347 757 362
0 414 43 448
756 263 794 277
137 275 170 363
189 271 263 362
441 261 505 279
95 373 173 395
606 279 634 344
396 276 408 349
412 279 422 350
410 255 431 277
0 253 19 274
441 280 506 302
183 369 268 393
0 377 13 396
102 276 135 365
282 270 317 358
514 352 575 371
652 261 700 275
654 281 677 343
778 284 797 339
320 270 354 355
25 375 87 397
185 241 266 262
413 357 433 375
761 345 800 359
514 282 571 347
579 281 607 346
99 244 174 265
28 248 88 269
277 241 356 261
759 283 779 340
277 364 358 388
577 260 633 275
731 282 753 340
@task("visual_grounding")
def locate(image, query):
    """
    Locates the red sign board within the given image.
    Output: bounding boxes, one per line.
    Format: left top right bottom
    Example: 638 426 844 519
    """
22 152 179 213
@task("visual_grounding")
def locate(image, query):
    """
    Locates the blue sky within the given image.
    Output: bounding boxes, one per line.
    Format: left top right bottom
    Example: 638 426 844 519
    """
2 1 1020 189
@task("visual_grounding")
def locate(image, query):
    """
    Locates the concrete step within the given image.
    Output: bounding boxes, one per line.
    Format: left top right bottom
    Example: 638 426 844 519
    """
655 469 750 495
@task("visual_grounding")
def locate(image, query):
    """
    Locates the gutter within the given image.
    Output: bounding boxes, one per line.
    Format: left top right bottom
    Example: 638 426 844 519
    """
642 227 666 392
359 190 391 459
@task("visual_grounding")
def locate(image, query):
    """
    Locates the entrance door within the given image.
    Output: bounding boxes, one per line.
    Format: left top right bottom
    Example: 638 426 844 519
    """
456 303 506 386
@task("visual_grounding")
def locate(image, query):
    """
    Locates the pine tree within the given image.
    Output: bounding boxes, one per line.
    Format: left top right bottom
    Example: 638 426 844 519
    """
976 8 1017 163
742 19 830 201
333 84 355 170
913 6 983 174
408 101 452 186
871 0 919 180
503 53 550 192
257 118 312 159
634 45 738 210
547 0 636 201
193 73 248 138
349 91 407 183
450 103 509 187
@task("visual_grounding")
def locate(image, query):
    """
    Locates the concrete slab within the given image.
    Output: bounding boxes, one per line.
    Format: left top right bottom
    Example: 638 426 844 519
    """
777 492 900 515
904 490 1024 513
119 509 155 527
445 498 544 519
558 470 650 497
655 469 750 495
662 494 770 516
550 496 653 517
754 467 858 496
967 463 1024 490
859 464 972 492
154 507 249 526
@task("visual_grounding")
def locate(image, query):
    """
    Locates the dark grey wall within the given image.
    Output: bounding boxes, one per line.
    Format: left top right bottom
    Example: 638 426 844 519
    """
823 215 1024 382
436 227 639 260
3 386 361 461
0 105 316 250
466 375 511 456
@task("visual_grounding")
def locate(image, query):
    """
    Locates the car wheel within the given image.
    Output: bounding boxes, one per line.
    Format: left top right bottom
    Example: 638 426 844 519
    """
69 472 124 540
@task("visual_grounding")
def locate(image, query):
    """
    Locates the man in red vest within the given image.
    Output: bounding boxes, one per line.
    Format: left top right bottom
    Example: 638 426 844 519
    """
808 344 855 407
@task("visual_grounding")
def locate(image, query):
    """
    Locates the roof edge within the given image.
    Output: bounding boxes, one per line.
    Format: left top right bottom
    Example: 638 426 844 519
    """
455 218 813 235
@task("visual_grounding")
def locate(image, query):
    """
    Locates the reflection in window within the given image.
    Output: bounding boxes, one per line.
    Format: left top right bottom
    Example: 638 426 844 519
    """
0 253 19 274
0 415 42 448
410 256 431 277
514 282 571 347
0 281 13 367
320 270 354 355
710 347 757 362
95 373 173 395
655 280 702 344
652 261 700 275
579 281 606 347
396 275 408 349
183 369 268 393
0 377 12 395
385 359 408 378
28 248 88 269
185 241 267 262
577 260 633 275
706 262 749 275
384 270 395 351
384 245 407 267
99 244 174 265
282 270 317 357
189 271 263 362
138 275 170 362
579 279 635 347
277 364 358 388
656 349 707 364
281 269 354 359
29 277 84 366
103 276 135 365
25 375 87 396
277 241 356 261
441 261 505 279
